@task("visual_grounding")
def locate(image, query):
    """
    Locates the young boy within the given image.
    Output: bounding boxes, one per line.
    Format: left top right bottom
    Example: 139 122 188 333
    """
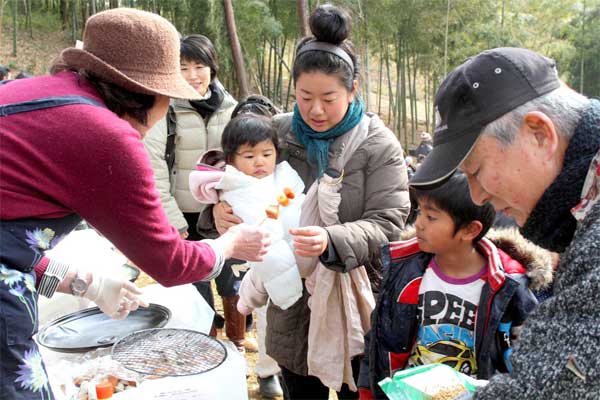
358 172 541 399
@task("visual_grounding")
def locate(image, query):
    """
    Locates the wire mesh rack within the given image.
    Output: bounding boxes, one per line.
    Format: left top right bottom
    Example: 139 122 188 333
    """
111 328 227 377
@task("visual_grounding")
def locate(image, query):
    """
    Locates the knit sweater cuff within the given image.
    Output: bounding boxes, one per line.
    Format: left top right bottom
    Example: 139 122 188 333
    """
34 257 50 287
199 239 224 280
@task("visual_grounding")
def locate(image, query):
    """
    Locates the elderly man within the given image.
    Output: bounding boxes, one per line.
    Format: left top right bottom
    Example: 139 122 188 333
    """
411 47 599 398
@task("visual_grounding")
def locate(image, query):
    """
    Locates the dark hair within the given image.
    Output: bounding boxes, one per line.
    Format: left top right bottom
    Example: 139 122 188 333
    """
231 94 281 118
180 34 219 81
222 115 279 164
0 65 10 80
293 4 359 91
413 172 496 243
80 70 155 125
50 61 155 126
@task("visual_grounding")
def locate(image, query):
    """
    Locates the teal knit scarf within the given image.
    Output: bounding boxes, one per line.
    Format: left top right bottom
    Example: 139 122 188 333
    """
292 97 365 177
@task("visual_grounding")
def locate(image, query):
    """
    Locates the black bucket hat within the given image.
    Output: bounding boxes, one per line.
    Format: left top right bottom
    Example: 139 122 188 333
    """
411 47 561 188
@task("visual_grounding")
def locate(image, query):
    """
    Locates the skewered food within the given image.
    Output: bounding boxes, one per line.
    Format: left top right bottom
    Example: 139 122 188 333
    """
283 187 295 199
277 194 290 206
265 205 280 219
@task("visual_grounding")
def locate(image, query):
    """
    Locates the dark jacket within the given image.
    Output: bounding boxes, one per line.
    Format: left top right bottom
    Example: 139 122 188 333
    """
359 229 553 398
414 141 432 159
474 101 600 399
265 112 410 375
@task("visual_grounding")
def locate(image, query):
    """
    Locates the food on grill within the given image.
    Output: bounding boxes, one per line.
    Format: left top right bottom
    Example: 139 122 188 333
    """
112 328 227 377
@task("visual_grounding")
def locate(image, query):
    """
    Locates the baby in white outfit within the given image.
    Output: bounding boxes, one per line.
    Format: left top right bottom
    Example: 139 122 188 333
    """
189 115 304 313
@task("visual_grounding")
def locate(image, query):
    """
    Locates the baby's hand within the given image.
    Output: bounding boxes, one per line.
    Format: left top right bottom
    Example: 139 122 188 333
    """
237 299 252 316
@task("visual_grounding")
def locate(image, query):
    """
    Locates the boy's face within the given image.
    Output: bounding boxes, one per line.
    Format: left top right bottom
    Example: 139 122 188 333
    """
231 140 277 179
414 198 463 254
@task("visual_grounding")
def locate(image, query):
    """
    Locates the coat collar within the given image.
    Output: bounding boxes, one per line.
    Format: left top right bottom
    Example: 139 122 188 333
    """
571 149 600 222
388 237 507 292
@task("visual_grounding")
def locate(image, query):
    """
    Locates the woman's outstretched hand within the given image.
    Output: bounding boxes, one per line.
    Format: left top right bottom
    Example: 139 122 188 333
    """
216 223 271 262
289 226 329 257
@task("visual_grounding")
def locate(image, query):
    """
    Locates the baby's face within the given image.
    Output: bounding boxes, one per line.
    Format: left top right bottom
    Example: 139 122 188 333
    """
232 140 277 179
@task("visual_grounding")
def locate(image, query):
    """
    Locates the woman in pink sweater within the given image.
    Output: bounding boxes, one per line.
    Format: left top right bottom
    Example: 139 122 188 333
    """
0 9 269 399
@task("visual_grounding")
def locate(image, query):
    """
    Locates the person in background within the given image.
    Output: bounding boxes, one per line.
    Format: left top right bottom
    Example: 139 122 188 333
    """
0 65 10 80
410 47 599 399
142 34 252 350
15 71 33 79
213 4 410 398
0 9 269 399
231 93 281 118
358 172 548 399
414 131 433 159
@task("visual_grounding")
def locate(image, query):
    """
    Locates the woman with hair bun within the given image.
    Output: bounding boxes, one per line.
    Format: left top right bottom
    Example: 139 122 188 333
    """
213 4 410 398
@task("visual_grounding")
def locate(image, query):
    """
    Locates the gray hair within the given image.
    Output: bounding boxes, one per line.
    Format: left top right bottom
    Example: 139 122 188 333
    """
482 85 589 146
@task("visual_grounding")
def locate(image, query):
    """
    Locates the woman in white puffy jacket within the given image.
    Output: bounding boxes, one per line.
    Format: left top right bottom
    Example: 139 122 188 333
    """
190 115 305 312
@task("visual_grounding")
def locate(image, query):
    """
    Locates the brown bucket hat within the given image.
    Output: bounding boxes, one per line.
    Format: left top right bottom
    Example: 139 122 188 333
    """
60 8 200 100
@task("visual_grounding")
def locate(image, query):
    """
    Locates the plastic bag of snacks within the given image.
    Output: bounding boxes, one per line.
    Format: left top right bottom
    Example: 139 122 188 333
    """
378 364 488 400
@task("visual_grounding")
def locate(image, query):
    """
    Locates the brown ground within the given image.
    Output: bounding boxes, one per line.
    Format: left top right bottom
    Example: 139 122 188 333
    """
0 26 71 76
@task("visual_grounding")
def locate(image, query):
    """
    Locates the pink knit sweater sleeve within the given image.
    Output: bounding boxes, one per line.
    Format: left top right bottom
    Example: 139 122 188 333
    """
188 166 225 204
1 73 215 286
59 115 216 286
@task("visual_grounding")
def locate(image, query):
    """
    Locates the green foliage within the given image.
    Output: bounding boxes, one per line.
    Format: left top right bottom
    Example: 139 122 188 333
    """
563 0 600 96
235 0 282 59
5 0 597 117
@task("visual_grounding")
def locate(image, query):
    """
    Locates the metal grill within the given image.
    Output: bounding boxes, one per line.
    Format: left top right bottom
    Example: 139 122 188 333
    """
111 328 227 376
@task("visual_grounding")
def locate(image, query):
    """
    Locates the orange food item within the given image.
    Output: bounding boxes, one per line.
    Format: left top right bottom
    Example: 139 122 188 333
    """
96 381 114 399
277 194 290 207
107 375 120 387
283 187 295 199
265 205 279 219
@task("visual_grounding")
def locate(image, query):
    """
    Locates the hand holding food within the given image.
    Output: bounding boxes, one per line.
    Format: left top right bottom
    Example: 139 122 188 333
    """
216 223 271 262
289 226 329 257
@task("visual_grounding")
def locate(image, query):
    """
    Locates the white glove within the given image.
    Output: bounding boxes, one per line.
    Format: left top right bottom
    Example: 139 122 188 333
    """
83 272 148 320
216 223 271 261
